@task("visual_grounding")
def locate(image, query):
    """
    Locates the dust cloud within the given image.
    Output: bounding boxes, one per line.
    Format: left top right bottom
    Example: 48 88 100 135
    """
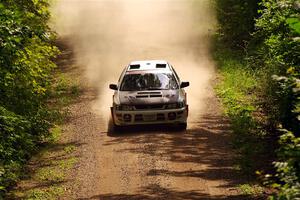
51 0 216 125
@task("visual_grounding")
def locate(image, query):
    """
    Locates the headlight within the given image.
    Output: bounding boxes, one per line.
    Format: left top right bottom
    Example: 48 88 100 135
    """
115 104 134 111
166 103 177 109
122 105 134 111
177 102 185 108
166 102 185 109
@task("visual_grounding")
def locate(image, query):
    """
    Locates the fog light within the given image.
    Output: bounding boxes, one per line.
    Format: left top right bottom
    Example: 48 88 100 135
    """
168 112 176 120
116 114 122 120
157 113 165 121
123 114 132 122
177 111 184 115
134 114 143 121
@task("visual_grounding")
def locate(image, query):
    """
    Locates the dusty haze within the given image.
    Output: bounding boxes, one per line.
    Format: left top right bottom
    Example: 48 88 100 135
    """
51 0 216 125
42 2 245 198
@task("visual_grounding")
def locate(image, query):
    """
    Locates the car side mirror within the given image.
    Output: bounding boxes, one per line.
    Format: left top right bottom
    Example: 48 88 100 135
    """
109 84 118 90
180 81 190 88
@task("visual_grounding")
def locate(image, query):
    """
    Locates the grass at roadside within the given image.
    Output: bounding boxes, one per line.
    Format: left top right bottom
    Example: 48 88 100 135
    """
213 44 267 176
6 52 81 199
7 124 79 200
46 73 81 125
238 184 264 195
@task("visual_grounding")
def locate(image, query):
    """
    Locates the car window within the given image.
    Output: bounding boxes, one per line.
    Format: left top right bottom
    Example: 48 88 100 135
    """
120 73 179 91
118 67 127 85
171 65 180 83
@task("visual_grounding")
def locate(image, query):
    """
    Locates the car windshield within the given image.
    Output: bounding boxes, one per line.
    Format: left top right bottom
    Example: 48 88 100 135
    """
120 73 179 91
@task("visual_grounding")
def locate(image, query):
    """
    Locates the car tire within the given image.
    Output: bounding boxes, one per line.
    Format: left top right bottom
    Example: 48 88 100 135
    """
113 124 123 132
178 123 187 130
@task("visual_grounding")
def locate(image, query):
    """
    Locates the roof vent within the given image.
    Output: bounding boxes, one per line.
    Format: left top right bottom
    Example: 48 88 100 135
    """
129 64 140 69
156 64 166 68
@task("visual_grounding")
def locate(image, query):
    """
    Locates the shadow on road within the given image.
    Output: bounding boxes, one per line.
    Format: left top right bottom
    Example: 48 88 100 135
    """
107 120 186 137
78 184 259 200
78 187 256 200
6 141 85 200
86 113 261 200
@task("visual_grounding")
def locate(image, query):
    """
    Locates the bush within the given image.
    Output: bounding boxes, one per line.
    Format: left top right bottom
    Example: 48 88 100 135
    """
269 130 300 199
214 0 300 198
0 106 34 193
253 1 300 197
214 44 266 173
214 0 260 49
252 0 300 133
0 0 58 197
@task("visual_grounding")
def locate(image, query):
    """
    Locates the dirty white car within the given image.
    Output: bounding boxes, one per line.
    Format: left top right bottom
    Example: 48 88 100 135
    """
109 60 189 130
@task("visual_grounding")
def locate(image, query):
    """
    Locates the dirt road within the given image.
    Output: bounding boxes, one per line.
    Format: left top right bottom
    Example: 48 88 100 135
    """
52 0 246 199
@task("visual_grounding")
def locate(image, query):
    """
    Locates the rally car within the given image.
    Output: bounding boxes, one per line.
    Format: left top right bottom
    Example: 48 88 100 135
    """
109 60 189 129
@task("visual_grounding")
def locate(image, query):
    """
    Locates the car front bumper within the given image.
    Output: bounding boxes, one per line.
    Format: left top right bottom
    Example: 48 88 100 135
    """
111 106 188 126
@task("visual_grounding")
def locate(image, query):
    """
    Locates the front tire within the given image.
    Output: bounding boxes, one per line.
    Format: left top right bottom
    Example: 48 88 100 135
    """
178 123 187 130
113 123 122 132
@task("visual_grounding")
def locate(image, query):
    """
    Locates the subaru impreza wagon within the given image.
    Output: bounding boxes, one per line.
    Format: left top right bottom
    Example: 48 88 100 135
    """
109 60 189 130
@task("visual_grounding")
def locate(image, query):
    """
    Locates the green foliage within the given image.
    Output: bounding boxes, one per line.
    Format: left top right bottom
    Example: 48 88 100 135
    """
214 45 265 173
238 184 264 195
215 0 299 198
8 137 78 199
0 1 59 114
214 0 260 49
254 0 300 133
45 74 80 125
48 126 62 143
286 17 300 34
27 186 64 200
35 167 65 182
63 145 76 154
269 130 300 199
254 1 300 196
52 74 80 105
0 0 59 198
0 106 34 192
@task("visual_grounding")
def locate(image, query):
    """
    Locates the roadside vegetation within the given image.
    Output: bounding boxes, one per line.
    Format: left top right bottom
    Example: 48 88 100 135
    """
214 0 299 199
9 124 78 200
1 0 299 199
0 1 80 199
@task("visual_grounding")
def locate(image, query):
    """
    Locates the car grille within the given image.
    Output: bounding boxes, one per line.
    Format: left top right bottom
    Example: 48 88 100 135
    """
118 111 184 123
137 92 161 94
136 92 163 98
134 104 165 110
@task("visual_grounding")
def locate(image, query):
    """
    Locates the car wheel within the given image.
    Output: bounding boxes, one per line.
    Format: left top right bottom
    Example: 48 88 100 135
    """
178 123 187 130
113 123 123 132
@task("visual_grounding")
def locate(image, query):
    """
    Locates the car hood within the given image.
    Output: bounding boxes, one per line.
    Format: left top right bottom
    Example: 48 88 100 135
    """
115 90 183 105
